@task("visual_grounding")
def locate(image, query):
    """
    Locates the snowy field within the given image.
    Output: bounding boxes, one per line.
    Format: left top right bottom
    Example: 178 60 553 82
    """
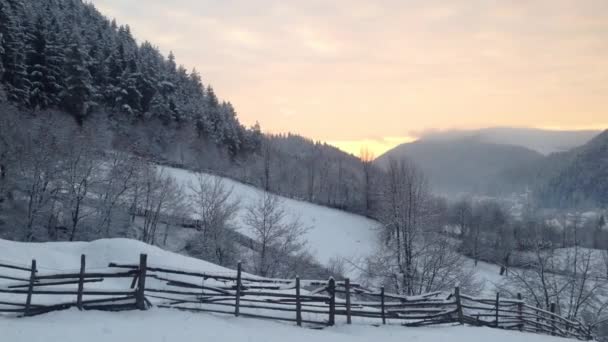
163 166 380 266
1 308 574 342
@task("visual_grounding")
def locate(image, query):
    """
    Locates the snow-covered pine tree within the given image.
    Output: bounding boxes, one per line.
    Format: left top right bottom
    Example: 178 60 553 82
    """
0 32 5 79
0 0 31 106
0 0 260 157
116 58 143 116
61 37 96 123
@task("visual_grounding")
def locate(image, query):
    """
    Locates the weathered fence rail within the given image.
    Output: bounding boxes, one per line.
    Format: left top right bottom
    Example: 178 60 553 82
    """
0 254 593 340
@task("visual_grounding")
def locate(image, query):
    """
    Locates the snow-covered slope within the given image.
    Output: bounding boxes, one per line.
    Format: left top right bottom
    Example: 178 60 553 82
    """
164 166 380 266
0 238 239 276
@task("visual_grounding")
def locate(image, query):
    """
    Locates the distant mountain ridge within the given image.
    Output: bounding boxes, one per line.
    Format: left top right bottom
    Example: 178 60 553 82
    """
418 127 600 155
377 127 608 207
534 129 608 207
375 137 543 196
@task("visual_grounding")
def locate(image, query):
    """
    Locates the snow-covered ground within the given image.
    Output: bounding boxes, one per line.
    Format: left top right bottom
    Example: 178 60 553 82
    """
0 238 586 341
1 308 574 342
163 166 380 266
0 238 240 277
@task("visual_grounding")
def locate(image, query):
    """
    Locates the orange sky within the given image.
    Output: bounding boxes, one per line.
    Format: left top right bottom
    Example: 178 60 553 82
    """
91 0 608 156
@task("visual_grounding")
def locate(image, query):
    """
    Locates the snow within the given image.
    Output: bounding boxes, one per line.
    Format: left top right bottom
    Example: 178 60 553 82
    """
0 238 584 341
0 238 261 307
0 238 238 276
163 166 380 266
467 259 504 295
1 308 575 342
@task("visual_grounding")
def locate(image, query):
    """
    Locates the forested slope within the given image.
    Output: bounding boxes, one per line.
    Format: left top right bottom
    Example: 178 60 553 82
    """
0 0 259 155
0 0 378 216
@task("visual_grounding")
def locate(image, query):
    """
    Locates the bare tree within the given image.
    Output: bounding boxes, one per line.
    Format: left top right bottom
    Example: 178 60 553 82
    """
244 191 308 277
360 147 374 215
13 121 63 241
362 158 479 295
261 138 272 192
94 152 140 237
377 158 430 295
500 242 607 324
365 172 478 295
187 175 240 265
60 131 102 241
134 167 183 244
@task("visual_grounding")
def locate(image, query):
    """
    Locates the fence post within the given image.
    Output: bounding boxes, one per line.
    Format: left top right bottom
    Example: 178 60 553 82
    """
24 259 37 317
455 286 464 325
136 254 148 310
517 293 523 332
77 254 86 310
328 277 336 326
345 278 352 325
536 304 541 333
495 292 500 328
295 276 302 327
550 303 556 336
235 261 242 317
380 286 386 325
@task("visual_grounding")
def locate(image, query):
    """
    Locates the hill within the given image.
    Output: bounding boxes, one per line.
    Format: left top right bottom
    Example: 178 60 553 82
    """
534 130 608 208
163 165 379 268
375 138 543 196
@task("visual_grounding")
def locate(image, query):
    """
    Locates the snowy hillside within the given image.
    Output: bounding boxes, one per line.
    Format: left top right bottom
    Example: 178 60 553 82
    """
163 166 380 266
161 165 507 292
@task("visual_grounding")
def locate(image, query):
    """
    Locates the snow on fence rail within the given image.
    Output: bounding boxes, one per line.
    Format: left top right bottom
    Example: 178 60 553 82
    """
0 254 594 340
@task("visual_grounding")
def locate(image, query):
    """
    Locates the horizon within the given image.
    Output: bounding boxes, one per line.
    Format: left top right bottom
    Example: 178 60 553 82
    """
89 0 608 156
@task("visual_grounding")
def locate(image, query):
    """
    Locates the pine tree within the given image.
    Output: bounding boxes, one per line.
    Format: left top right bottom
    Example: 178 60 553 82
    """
0 1 30 106
116 58 143 116
61 40 96 123
25 16 64 109
0 32 5 79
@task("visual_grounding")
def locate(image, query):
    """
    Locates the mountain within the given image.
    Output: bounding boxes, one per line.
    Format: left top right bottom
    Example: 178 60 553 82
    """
421 127 601 155
418 127 599 155
534 130 608 208
375 137 543 196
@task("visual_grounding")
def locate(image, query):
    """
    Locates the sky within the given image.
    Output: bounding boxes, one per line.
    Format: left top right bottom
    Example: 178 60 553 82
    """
89 0 608 156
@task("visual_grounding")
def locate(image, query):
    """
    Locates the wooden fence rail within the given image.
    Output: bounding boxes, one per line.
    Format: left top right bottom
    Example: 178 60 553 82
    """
0 254 594 340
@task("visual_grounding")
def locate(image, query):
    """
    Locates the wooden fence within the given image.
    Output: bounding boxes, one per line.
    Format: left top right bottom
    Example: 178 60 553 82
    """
0 254 594 340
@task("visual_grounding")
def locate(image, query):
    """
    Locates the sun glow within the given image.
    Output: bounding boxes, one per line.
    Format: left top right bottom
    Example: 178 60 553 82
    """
326 136 417 158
